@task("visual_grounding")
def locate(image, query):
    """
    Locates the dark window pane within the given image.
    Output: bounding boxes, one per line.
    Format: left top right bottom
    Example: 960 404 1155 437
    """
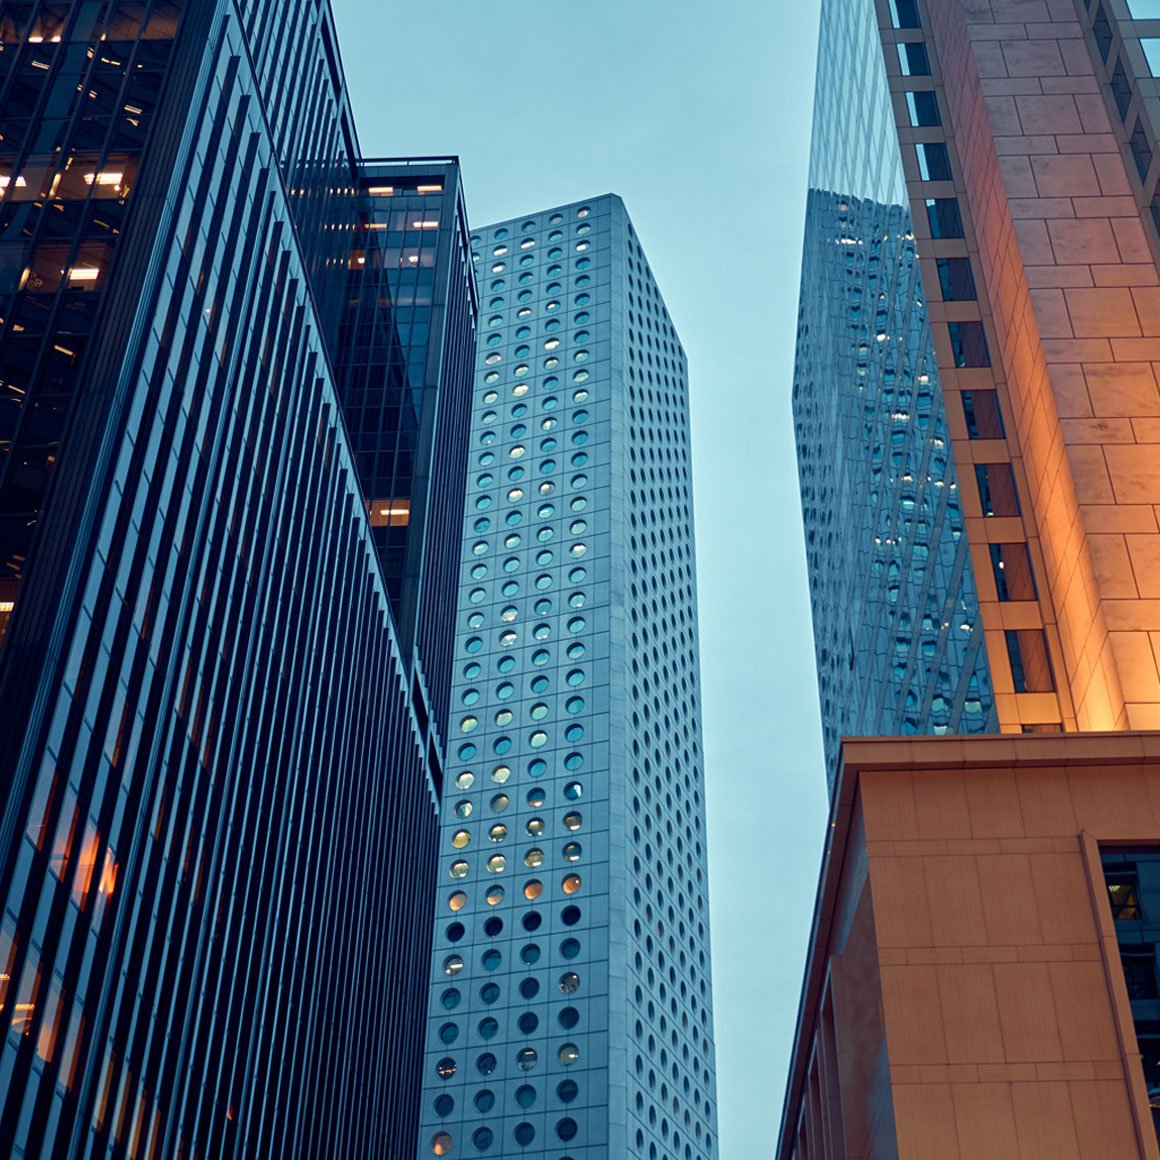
1005 629 1054 693
890 0 922 27
990 543 1037 601
937 257 976 301
962 390 1005 439
1112 59 1132 121
925 198 964 239
1123 950 1160 1000
907 91 942 127
917 142 953 182
976 463 1021 517
1093 2 1113 61
1132 117 1153 182
948 320 990 367
898 42 931 76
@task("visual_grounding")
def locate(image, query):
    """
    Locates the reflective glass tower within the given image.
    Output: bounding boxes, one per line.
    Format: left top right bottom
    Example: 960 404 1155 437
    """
795 0 997 793
417 196 718 1160
0 3 473 1157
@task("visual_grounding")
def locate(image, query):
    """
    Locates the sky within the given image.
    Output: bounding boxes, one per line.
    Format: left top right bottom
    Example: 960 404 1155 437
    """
328 1 829 1153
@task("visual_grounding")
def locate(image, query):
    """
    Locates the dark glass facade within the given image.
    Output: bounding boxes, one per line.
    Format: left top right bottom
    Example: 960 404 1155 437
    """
1103 849 1160 1148
0 2 474 1157
795 0 996 791
416 197 718 1160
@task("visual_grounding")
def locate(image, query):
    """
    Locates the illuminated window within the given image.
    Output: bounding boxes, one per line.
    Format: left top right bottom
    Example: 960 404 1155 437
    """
366 498 411 527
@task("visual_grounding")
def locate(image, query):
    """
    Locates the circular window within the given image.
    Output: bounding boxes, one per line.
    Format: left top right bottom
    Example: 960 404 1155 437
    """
562 874 582 895
477 1051 498 1075
529 730 548 748
436 1057 457 1079
520 976 540 999
558 1043 580 1065
433 1133 453 1156
514 1122 536 1147
564 724 584 742
491 793 510 813
563 842 582 863
559 1006 580 1030
526 787 547 807
563 811 582 830
473 1126 494 1150
441 987 461 1011
560 972 581 994
521 943 542 964
565 669 585 688
560 937 581 960
434 1092 455 1116
525 848 544 868
482 948 502 970
449 891 468 912
496 681 514 700
524 879 544 900
561 905 582 926
484 916 503 937
526 817 545 837
486 854 506 873
486 885 505 906
449 860 469 880
452 830 471 849
517 1012 539 1035
474 1089 495 1113
443 955 464 976
438 1021 459 1045
446 922 465 942
478 1016 499 1040
522 911 543 932
515 1085 537 1110
557 1079 579 1103
557 1117 579 1142
488 823 507 842
454 799 474 819
492 764 512 784
516 1048 538 1071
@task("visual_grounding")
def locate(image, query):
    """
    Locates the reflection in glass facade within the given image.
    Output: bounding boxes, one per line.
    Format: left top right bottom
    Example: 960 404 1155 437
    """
417 197 718 1160
0 3 473 1157
795 0 996 791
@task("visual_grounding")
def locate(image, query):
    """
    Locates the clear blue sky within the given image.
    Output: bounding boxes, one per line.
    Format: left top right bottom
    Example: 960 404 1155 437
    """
328 1 829 1153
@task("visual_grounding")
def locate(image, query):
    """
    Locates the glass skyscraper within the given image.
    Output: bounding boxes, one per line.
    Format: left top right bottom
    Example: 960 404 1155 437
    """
795 0 997 791
0 3 473 1157
417 196 718 1160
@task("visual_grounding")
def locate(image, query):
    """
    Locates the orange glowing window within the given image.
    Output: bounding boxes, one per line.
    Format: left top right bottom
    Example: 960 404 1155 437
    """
72 821 100 906
367 498 411 528
36 977 64 1063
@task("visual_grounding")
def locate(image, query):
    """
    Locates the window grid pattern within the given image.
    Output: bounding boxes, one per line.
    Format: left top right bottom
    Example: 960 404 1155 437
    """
0 5 444 1158
796 0 997 793
417 196 717 1160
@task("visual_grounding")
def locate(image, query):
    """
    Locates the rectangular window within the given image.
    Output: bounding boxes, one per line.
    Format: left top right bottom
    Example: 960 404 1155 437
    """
1112 59 1133 120
1122 949 1160 999
897 42 931 76
990 542 1037 601
916 142 953 182
890 0 922 28
1107 871 1143 920
976 463 1021 517
962 390 1005 438
1093 3 1114 61
1005 628 1054 692
1130 0 1160 13
936 256 975 300
948 320 990 367
906 91 942 127
1131 116 1153 182
925 198 964 238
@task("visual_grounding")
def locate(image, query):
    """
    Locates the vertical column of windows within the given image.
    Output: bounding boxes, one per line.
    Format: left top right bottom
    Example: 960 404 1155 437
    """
881 0 1065 730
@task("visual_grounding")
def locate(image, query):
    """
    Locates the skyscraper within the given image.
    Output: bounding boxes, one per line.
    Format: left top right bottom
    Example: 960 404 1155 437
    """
781 0 1160 1155
416 196 718 1160
0 3 473 1156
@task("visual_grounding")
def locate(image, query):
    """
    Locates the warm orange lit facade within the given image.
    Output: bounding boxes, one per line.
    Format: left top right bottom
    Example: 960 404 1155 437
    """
778 734 1160 1159
889 0 1160 733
